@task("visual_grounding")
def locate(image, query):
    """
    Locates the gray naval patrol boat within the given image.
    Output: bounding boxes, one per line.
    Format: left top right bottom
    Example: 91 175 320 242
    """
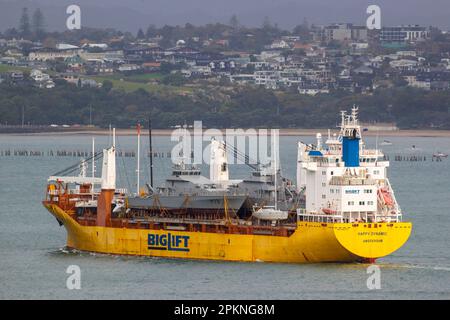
126 138 300 218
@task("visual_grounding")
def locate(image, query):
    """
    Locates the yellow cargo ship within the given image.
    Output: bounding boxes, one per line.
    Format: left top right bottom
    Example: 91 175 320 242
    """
43 108 412 263
43 202 411 263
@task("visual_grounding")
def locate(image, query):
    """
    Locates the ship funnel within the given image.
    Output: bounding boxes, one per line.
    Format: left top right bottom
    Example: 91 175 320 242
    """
210 138 229 183
342 129 360 167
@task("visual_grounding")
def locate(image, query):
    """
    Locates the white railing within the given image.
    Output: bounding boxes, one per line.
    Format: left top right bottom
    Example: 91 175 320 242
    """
297 208 402 223
49 188 128 196
116 188 128 195
297 208 345 223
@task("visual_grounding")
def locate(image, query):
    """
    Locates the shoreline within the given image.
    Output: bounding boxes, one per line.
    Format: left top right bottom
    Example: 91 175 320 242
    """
2 128 450 137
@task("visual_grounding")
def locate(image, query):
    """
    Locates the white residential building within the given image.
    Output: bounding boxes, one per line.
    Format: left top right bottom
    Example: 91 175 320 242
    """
29 49 81 61
30 69 51 82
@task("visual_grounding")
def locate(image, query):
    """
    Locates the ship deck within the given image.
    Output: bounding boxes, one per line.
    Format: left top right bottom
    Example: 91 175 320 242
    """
74 214 297 237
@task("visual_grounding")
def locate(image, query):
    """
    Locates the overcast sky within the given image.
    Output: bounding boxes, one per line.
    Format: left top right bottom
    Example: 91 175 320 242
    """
1 0 449 32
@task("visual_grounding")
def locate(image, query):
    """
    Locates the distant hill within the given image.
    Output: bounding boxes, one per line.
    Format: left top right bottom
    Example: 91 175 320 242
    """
0 0 449 33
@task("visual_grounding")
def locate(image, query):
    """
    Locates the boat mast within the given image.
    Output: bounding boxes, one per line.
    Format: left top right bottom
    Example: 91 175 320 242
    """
136 122 141 195
91 137 95 200
108 124 112 145
91 137 95 178
273 130 278 210
113 128 116 148
148 117 154 188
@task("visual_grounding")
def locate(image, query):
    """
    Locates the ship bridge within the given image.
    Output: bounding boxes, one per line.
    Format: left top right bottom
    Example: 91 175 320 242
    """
296 106 402 224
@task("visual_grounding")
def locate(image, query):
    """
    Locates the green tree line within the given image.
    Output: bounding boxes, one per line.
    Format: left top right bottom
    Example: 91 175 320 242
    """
1 82 450 129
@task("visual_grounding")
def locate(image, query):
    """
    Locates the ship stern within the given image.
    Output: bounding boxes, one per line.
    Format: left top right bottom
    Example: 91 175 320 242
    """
333 222 412 260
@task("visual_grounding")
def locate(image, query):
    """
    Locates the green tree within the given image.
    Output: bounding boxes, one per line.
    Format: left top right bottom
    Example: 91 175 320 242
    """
262 16 272 30
245 63 255 73
293 23 311 41
160 62 186 74
161 73 186 86
102 80 113 92
47 60 67 73
32 8 45 39
229 14 239 30
137 28 145 39
19 7 31 37
146 25 157 38
4 27 19 38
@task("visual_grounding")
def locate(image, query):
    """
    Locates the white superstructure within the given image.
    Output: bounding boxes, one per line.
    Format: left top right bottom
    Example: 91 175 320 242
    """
297 106 402 223
209 138 229 183
101 129 116 190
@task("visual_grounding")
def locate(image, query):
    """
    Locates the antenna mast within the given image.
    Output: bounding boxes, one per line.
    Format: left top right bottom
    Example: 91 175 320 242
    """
91 137 95 200
148 117 154 188
273 130 278 210
136 123 141 195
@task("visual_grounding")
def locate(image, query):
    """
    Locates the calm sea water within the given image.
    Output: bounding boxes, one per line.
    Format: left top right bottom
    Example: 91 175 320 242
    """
0 133 449 299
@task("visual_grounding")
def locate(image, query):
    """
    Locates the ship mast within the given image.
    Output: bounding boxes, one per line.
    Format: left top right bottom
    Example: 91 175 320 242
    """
136 122 141 195
148 117 154 188
91 137 95 200
273 129 278 210
91 137 95 178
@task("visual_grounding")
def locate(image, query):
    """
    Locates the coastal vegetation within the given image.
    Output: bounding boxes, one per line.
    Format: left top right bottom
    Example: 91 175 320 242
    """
1 81 450 129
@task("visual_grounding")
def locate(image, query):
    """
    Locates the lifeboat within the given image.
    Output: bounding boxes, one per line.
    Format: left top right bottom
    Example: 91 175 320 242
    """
322 208 337 215
378 187 394 206
252 206 289 220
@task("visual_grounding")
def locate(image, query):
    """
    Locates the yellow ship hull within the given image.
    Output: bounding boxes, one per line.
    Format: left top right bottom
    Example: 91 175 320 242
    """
44 204 412 263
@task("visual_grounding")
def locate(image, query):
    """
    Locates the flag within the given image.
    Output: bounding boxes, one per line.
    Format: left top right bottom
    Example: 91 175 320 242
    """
137 123 141 135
